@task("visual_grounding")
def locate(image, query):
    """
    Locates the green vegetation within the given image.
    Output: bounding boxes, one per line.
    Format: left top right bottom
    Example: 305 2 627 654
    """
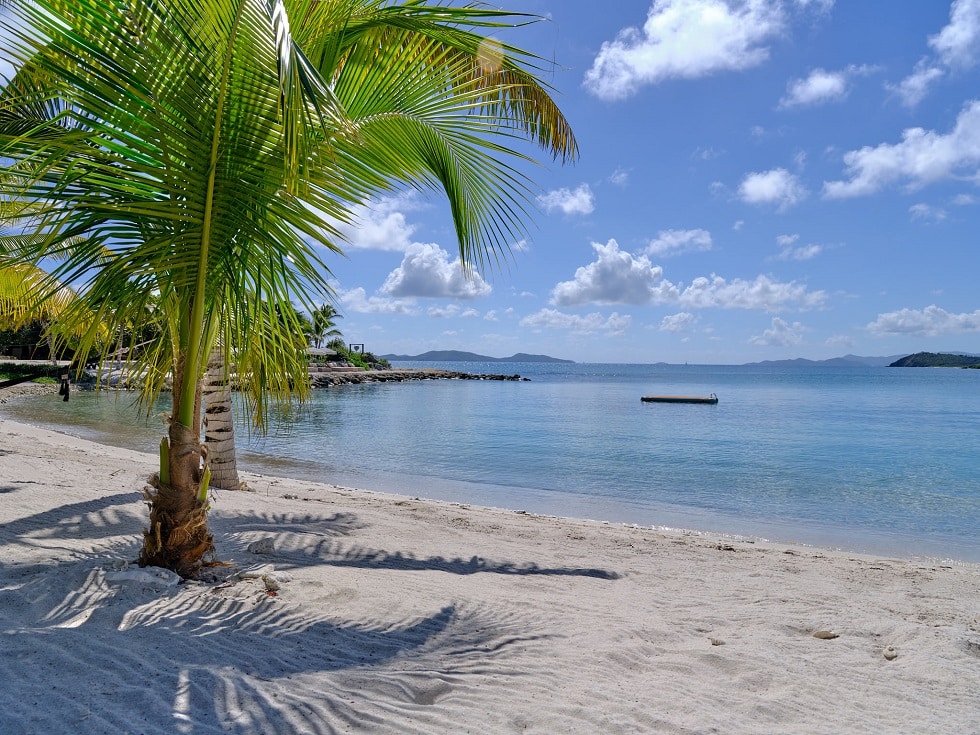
325 338 390 370
889 352 980 368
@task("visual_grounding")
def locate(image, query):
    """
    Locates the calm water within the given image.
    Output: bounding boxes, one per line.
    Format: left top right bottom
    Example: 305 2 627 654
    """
5 363 979 562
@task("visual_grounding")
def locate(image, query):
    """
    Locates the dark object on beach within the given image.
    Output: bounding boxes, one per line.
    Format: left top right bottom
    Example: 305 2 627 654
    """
641 393 718 404
59 374 70 402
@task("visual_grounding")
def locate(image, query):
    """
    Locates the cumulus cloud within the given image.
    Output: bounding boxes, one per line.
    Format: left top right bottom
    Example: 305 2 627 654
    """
380 243 492 299
929 0 980 68
583 0 787 100
645 228 713 257
551 239 825 311
334 194 419 251
738 168 808 209
778 65 876 108
893 0 980 105
550 239 672 307
537 184 596 215
823 100 980 198
339 287 416 315
677 274 825 310
659 312 696 332
866 304 980 336
520 309 632 335
749 317 807 346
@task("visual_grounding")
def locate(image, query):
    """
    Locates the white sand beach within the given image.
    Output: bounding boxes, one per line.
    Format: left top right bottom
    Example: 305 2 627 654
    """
1 415 978 734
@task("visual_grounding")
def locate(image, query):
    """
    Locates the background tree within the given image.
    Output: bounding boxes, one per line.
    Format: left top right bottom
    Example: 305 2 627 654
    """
310 303 343 349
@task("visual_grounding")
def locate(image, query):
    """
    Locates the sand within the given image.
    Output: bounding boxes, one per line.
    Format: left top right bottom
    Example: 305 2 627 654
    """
1 415 978 735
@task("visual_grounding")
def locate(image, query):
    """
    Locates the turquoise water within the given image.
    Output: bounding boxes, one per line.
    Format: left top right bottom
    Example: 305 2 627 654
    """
5 363 979 562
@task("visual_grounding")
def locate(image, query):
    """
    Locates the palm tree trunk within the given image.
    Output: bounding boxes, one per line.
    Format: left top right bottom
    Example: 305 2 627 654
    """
139 356 215 577
203 346 241 491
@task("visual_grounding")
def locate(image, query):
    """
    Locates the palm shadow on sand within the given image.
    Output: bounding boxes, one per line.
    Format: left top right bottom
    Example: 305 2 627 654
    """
0 485 619 734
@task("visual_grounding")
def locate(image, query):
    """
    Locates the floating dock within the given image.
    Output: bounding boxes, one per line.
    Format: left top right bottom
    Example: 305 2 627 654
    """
641 393 718 404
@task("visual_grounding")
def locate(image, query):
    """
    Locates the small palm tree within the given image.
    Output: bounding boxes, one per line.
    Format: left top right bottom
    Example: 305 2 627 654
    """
310 304 343 349
0 0 576 576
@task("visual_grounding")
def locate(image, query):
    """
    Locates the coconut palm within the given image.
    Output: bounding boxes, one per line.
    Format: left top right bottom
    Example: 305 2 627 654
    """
0 0 576 576
310 303 342 349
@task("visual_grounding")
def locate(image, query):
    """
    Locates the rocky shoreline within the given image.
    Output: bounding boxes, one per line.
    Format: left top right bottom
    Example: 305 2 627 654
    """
0 368 527 400
309 368 528 386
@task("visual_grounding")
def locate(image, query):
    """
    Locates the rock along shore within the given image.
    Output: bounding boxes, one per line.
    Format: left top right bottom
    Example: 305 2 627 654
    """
309 368 528 386
0 367 527 396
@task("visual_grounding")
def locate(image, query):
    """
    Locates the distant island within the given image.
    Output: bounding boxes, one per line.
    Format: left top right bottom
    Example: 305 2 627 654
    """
888 352 980 368
743 354 903 368
381 350 574 364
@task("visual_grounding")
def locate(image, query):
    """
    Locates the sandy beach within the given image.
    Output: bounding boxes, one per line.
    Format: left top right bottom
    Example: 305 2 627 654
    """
1 414 978 735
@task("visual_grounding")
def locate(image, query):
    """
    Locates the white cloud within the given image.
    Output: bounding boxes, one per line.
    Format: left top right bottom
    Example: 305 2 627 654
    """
380 243 492 299
645 228 713 257
520 309 632 335
550 239 672 306
738 168 807 209
677 274 826 310
339 287 416 315
335 194 420 251
867 304 980 336
953 193 977 205
779 68 847 108
776 236 823 260
609 168 630 186
891 62 945 108
749 317 807 346
659 312 696 332
909 203 948 221
583 0 787 101
823 100 980 198
892 0 980 105
779 64 877 109
428 305 459 318
929 0 980 68
552 240 825 310
484 310 499 322
537 184 595 215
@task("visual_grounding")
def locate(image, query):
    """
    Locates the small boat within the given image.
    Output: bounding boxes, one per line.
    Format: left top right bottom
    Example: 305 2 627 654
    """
641 393 718 404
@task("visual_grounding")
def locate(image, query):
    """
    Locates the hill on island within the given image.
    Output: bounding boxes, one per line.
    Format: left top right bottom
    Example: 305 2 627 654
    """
742 354 904 367
888 352 980 368
381 350 573 363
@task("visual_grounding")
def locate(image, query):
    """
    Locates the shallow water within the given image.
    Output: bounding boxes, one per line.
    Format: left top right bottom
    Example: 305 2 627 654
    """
6 363 979 562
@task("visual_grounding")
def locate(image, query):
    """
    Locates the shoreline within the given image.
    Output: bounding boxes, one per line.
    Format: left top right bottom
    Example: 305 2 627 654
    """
1 416 979 733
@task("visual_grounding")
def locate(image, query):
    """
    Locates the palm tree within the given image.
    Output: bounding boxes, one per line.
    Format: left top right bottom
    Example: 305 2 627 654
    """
0 0 576 577
310 303 342 349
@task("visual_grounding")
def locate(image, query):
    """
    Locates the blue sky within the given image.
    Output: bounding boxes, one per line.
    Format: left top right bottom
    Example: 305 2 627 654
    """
327 0 980 364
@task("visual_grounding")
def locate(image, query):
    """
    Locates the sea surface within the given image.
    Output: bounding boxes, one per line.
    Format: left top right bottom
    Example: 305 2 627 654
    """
5 362 979 562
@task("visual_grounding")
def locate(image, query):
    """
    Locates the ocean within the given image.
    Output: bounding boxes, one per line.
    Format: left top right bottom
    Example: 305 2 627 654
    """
5 362 979 562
